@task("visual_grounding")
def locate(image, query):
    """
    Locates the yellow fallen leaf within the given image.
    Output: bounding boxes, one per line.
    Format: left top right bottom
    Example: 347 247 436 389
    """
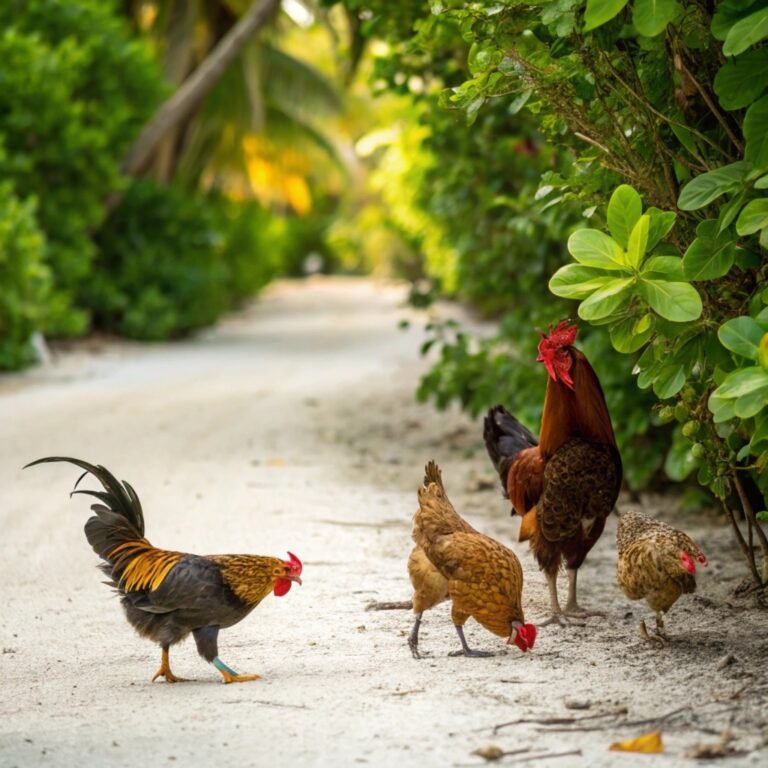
609 731 664 753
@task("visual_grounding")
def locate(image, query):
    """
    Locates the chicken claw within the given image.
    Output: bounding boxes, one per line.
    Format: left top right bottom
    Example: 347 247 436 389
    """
213 656 261 683
152 647 188 683
639 619 667 647
448 625 496 657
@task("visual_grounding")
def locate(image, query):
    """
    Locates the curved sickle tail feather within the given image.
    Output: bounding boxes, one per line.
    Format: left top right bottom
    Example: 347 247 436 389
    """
25 456 181 593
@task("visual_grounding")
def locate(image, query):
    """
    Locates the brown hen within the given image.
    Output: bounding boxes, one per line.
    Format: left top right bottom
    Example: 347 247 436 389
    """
408 461 536 658
617 509 707 644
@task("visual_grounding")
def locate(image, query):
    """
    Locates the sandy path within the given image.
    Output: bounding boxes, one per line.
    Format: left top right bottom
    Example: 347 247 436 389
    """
0 277 765 768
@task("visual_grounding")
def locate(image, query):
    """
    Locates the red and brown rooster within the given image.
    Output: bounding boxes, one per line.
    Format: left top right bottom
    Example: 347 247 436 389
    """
483 321 622 625
26 457 303 683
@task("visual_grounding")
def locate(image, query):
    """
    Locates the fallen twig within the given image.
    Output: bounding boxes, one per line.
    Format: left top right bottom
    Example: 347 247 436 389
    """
505 750 582 764
492 706 627 734
222 699 309 709
390 688 425 697
366 600 413 611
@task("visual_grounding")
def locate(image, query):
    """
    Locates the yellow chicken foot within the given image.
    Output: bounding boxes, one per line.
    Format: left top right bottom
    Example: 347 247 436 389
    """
562 568 606 619
448 625 495 657
212 656 261 684
152 646 187 683
408 612 425 659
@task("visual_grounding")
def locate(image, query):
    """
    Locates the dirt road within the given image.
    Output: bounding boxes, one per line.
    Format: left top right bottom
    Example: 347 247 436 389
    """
0 278 765 767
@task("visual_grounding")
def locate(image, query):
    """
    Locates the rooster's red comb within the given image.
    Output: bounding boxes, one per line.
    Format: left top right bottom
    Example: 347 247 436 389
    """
539 320 578 349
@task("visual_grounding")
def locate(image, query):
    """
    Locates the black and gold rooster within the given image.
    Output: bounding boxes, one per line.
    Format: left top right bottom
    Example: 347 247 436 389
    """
26 457 303 683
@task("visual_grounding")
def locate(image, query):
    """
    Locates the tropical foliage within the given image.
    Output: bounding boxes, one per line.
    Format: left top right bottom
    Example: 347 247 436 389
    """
338 0 767 582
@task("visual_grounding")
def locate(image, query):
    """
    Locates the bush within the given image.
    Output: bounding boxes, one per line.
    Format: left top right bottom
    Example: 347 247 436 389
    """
0 182 50 370
0 0 163 336
90 181 283 340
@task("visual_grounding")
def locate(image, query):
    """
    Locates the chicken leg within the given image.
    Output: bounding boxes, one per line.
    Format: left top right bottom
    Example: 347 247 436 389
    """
152 645 187 683
212 657 261 684
448 625 495 657
563 569 606 618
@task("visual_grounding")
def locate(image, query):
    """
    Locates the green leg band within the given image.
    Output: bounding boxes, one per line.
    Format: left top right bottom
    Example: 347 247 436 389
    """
212 657 237 676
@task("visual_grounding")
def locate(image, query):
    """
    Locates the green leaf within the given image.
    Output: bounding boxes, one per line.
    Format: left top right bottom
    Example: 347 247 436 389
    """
664 431 698 481
584 0 629 31
714 366 768 398
577 278 633 321
734 388 768 418
677 162 750 210
717 189 748 233
610 314 653 353
709 391 737 423
646 208 677 250
607 185 642 248
638 279 703 321
682 219 737 280
755 173 768 190
713 49 768 110
567 229 628 270
736 198 768 235
744 96 768 168
642 256 684 280
653 362 686 399
719 316 763 359
723 6 768 56
633 0 680 37
626 214 650 269
549 264 615 299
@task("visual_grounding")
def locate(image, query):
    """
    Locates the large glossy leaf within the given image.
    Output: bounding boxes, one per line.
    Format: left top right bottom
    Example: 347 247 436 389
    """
610 314 653 353
682 220 737 280
567 229 627 270
713 366 768 398
744 96 768 168
549 264 615 299
734 388 768 418
645 208 677 250
638 279 702 321
718 316 763 359
653 362 686 399
677 162 750 210
713 49 768 110
577 278 633 321
723 6 768 56
633 0 680 37
736 198 768 235
626 214 649 269
642 256 684 280
584 0 629 31
607 185 642 248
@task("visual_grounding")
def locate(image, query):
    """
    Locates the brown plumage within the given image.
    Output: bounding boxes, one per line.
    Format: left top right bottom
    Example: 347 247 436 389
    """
484 321 622 625
617 510 707 644
408 461 536 658
25 457 303 683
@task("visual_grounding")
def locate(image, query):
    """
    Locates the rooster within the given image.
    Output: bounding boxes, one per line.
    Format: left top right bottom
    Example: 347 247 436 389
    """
483 320 622 626
26 457 303 683
617 510 707 644
408 461 536 658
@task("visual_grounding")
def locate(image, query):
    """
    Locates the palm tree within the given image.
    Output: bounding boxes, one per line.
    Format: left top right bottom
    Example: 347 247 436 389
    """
121 0 346 211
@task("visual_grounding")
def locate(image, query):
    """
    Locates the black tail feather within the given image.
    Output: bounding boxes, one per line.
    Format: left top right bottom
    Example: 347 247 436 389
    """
24 456 145 537
483 405 538 491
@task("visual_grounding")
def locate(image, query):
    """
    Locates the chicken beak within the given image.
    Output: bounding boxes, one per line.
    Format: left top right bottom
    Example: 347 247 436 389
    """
288 575 303 585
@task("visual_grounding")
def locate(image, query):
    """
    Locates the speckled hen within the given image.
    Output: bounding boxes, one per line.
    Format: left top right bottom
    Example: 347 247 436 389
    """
616 509 707 644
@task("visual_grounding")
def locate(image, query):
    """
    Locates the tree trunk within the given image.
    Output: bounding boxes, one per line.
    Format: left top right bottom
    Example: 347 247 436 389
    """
120 0 280 179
